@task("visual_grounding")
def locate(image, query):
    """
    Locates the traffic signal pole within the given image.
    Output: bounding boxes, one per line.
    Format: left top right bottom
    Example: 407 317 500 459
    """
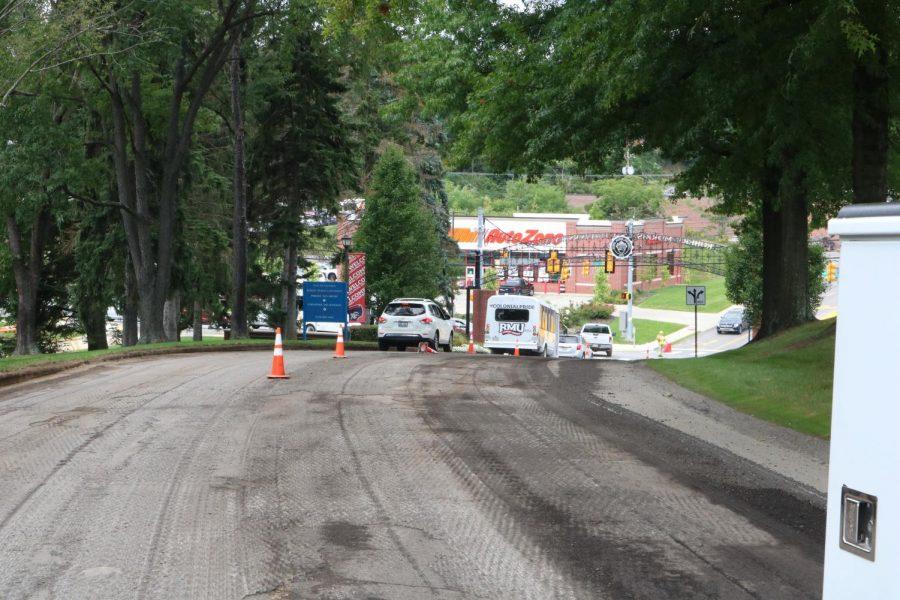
626 218 635 343
475 208 484 289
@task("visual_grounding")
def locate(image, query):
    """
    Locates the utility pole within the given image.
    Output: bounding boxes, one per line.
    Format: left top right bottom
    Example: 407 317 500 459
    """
626 218 635 343
475 207 484 289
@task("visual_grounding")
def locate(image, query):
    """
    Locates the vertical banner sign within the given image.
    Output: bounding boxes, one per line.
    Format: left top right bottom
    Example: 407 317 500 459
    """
347 252 367 324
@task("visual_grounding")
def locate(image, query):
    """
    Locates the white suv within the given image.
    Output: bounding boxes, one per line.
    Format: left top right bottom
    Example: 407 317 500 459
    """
377 298 454 352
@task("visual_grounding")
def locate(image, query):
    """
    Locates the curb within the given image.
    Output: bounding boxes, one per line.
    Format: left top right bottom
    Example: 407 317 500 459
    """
0 342 378 389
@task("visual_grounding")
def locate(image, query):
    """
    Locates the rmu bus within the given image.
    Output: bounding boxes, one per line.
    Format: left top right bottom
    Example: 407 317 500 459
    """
484 294 559 357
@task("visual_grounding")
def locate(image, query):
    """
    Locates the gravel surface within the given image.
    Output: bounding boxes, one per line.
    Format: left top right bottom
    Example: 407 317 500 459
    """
0 352 823 599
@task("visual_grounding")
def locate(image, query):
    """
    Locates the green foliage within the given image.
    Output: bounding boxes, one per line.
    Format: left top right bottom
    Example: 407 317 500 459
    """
725 213 826 326
349 324 378 341
355 147 443 314
447 179 569 216
588 177 664 220
561 302 614 331
593 269 611 304
483 267 499 291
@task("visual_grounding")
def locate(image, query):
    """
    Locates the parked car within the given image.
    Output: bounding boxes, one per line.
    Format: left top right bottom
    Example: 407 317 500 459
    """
377 298 454 351
451 318 470 337
580 323 614 357
498 277 535 296
249 313 275 334
558 334 589 359
301 321 361 335
717 308 748 334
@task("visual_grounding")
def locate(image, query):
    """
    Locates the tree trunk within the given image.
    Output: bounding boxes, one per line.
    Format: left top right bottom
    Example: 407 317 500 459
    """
123 254 139 346
281 239 299 339
230 35 250 339
82 303 109 351
193 300 203 342
758 168 810 339
163 291 181 342
5 209 50 355
851 5 890 204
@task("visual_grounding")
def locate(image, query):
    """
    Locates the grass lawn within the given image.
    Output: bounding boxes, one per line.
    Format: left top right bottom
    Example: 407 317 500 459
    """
0 337 375 374
637 277 731 313
630 319 684 345
648 318 835 438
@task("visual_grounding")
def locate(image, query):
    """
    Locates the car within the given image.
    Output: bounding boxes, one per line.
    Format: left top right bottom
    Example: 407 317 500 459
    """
498 277 535 296
580 322 614 357
717 308 748 334
558 334 589 359
451 318 470 337
377 298 454 351
249 313 275 334
302 321 361 335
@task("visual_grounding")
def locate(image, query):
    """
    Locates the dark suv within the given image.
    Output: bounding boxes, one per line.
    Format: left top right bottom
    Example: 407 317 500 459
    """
499 277 534 296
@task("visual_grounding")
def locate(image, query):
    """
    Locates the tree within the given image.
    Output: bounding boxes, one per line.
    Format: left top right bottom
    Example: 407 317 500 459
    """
84 0 258 343
589 177 664 220
402 0 853 339
593 269 611 304
726 211 826 328
249 2 357 339
229 33 250 339
355 147 442 315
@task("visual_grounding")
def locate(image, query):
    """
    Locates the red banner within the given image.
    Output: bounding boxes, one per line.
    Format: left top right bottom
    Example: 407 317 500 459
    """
347 252 367 324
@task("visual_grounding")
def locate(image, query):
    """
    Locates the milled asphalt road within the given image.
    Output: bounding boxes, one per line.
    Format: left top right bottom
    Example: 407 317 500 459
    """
0 351 824 599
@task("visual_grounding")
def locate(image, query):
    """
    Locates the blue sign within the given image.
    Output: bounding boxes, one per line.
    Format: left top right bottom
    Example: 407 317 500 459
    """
303 281 348 323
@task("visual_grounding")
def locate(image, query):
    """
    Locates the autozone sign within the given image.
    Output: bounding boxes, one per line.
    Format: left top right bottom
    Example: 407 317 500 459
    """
451 217 567 251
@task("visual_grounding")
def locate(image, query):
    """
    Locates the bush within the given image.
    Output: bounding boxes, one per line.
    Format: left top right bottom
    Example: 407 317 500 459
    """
561 302 614 331
349 324 378 342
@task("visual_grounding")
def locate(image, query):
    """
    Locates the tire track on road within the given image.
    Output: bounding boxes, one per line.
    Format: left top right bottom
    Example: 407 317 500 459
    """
0 361 237 536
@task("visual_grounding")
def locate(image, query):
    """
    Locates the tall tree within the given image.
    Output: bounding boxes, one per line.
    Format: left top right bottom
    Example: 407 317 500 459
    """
249 2 357 339
84 0 257 343
229 34 250 339
355 146 442 315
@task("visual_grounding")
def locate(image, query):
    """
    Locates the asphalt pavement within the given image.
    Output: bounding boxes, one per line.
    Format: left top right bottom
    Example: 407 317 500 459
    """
0 352 824 599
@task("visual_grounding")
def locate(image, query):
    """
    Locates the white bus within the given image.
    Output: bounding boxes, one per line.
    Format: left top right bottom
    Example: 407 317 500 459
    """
484 294 560 357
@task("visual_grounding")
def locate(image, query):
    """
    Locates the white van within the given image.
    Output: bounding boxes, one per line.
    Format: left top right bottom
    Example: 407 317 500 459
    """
484 295 559 357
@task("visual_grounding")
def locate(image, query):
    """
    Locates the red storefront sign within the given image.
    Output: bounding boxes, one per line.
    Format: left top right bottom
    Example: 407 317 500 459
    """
348 252 367 324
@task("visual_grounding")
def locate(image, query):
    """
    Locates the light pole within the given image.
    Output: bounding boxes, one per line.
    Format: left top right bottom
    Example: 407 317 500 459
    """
341 235 352 282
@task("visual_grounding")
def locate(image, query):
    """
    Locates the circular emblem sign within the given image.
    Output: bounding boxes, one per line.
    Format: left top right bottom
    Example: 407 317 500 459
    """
610 235 633 259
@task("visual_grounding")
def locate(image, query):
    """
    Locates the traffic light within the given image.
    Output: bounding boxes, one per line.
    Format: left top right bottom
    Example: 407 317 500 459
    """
560 263 570 280
620 291 632 301
582 261 590 276
826 261 838 282
604 250 616 274
547 250 561 274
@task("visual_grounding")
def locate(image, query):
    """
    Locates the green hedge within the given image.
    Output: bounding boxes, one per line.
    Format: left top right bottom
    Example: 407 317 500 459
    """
350 325 378 342
561 302 614 331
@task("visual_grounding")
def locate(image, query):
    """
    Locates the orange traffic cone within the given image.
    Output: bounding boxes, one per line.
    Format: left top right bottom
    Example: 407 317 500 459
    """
467 336 475 354
514 341 520 357
334 327 347 358
664 342 673 353
268 327 289 379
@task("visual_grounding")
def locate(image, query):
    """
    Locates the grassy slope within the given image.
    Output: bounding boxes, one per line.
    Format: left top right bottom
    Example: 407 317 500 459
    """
648 319 835 438
637 277 731 313
630 319 684 345
0 337 375 374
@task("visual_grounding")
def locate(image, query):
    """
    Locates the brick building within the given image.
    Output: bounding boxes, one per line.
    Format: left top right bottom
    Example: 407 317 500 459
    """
450 213 687 295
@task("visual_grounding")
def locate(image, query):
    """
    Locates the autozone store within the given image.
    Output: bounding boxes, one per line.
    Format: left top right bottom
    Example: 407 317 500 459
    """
450 213 687 295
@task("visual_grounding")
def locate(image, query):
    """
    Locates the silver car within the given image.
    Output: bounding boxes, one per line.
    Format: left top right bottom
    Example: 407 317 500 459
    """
557 334 589 359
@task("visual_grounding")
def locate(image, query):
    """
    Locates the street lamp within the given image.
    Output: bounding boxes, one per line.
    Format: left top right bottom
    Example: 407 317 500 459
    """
341 235 352 282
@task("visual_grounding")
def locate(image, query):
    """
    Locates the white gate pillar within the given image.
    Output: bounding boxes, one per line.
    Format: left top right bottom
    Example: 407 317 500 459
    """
824 203 900 598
